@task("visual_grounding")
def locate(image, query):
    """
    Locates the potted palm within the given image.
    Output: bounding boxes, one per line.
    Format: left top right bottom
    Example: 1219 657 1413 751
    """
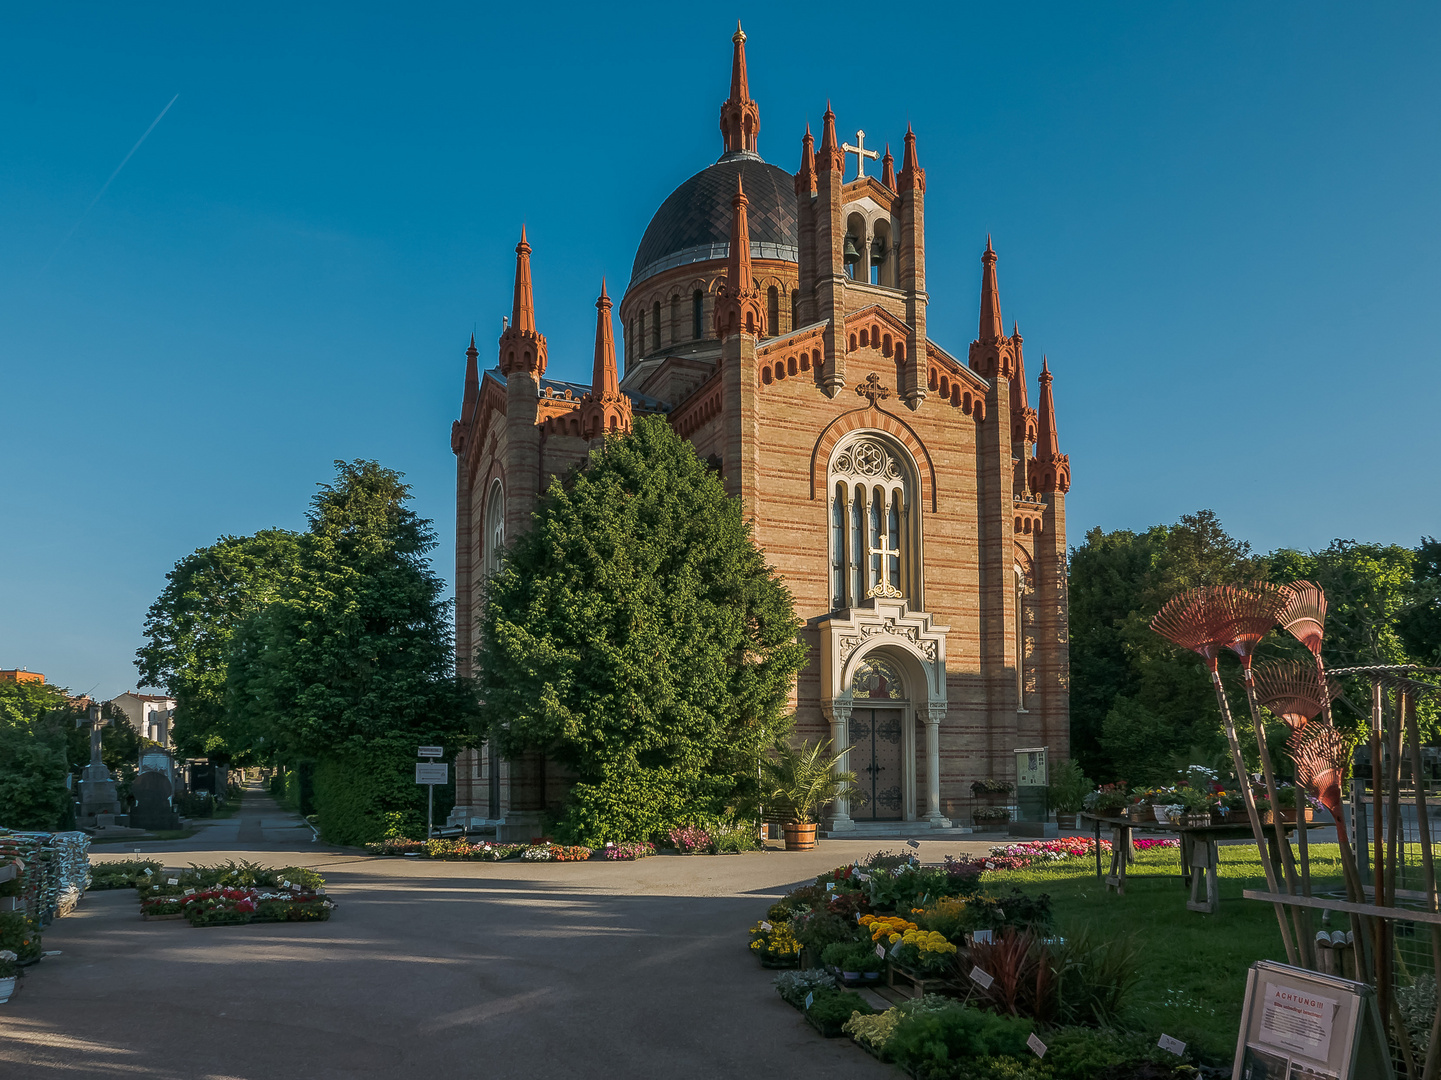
764 738 857 851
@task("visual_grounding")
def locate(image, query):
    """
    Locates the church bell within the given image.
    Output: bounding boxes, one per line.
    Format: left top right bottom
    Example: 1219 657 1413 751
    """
843 234 862 266
870 238 887 265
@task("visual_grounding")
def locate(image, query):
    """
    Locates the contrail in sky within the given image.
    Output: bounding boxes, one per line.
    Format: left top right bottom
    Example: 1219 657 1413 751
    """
40 93 180 274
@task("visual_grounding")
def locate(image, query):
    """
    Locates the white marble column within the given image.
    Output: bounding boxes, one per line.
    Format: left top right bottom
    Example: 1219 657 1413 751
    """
824 699 856 831
926 701 951 828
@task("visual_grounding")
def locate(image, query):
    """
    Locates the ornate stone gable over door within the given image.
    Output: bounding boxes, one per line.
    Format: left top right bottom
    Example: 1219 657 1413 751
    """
816 597 950 830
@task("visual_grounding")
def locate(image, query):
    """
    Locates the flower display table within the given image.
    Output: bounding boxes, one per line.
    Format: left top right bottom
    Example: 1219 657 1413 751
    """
1080 812 1326 914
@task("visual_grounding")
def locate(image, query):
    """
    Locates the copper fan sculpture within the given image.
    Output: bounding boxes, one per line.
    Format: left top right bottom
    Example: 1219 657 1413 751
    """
1150 584 1301 962
1253 659 1336 733
1277 580 1334 725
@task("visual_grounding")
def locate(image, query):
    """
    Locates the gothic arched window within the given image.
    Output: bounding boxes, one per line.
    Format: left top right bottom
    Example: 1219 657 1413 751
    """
652 301 662 351
827 434 920 609
767 286 779 336
483 479 505 578
692 290 704 340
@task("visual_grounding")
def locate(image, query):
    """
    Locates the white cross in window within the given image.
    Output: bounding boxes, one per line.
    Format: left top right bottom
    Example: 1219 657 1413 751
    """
842 130 879 180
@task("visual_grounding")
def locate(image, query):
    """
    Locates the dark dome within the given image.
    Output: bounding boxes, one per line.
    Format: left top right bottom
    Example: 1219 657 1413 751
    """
629 153 798 288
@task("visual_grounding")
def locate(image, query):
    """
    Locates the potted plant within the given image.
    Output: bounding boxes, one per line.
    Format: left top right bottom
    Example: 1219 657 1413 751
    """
1047 759 1091 829
972 805 1011 832
0 949 19 1004
1176 786 1215 828
763 738 857 851
1087 783 1130 819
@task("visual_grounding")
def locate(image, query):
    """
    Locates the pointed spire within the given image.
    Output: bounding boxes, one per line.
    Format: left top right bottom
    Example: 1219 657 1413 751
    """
461 332 480 421
796 123 816 195
880 143 896 190
1036 358 1059 460
978 236 1003 342
591 279 618 400
729 175 753 287
1010 320 1029 412
511 225 535 334
720 23 760 155
818 101 844 172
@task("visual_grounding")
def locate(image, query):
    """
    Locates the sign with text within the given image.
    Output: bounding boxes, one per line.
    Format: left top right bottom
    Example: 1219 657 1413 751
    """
415 762 448 785
1233 960 1392 1080
417 746 443 758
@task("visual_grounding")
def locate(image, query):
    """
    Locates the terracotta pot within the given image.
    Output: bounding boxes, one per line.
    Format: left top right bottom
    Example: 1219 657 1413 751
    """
783 823 817 851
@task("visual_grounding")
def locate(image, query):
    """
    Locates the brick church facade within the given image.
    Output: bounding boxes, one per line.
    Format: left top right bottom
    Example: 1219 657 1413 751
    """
449 27 1070 838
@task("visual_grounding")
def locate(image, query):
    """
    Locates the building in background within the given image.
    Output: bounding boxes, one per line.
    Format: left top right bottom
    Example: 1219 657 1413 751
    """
450 26 1071 837
111 692 176 747
0 669 45 685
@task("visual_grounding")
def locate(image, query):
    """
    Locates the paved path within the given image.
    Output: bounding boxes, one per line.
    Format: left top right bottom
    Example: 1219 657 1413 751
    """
0 787 1013 1079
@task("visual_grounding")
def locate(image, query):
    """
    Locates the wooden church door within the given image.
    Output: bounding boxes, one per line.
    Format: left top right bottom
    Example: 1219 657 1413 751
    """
851 707 904 820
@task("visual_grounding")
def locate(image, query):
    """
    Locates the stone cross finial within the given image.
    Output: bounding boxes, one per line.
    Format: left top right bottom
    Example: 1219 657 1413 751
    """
842 130 878 179
855 371 891 406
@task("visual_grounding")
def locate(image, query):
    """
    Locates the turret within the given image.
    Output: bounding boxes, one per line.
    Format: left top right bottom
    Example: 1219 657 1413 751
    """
897 124 927 408
719 22 760 156
815 103 847 396
461 332 479 424
581 280 631 440
498 226 547 377
713 178 765 339
1028 358 1071 494
794 124 818 327
968 236 1015 381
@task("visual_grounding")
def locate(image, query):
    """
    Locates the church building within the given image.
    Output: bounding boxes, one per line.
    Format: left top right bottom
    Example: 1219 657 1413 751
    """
449 26 1071 838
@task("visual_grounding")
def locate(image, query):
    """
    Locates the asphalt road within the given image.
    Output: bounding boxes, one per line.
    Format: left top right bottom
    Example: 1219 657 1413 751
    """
0 786 1003 1079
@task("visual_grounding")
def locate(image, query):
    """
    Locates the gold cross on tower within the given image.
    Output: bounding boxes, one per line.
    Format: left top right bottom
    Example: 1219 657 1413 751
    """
842 130 879 180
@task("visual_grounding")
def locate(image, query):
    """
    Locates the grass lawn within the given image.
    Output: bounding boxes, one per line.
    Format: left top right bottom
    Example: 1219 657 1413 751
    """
982 841 1349 1062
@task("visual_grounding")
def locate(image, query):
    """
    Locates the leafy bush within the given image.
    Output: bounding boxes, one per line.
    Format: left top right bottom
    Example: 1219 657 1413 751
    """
0 725 71 831
885 1003 1033 1075
820 940 883 973
843 994 954 1057
1053 926 1141 1027
791 907 861 951
772 967 837 1007
866 862 951 911
806 988 873 1033
767 884 825 922
1040 1026 1190 1080
1047 759 1092 814
88 859 165 891
0 911 40 960
558 771 717 846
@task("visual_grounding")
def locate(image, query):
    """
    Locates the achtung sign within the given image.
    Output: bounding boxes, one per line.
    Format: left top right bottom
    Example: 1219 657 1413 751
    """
415 762 448 785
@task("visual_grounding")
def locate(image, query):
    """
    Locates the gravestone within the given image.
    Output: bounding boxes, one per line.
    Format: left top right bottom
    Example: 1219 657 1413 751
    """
131 771 179 831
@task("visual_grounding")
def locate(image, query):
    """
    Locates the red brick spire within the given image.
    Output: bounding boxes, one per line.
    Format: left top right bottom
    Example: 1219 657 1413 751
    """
713 176 765 338
511 225 535 334
582 278 630 438
1010 322 1029 410
591 280 618 399
898 123 925 191
880 143 896 190
461 331 479 421
978 235 1003 343
1028 357 1071 493
719 22 760 155
818 102 844 172
498 225 546 376
795 122 816 196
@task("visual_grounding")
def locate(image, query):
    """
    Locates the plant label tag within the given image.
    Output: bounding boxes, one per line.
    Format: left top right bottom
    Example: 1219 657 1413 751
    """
890 942 902 957
167 878 178 886
969 965 994 990
184 888 194 896
875 943 886 959
144 868 153 876
760 921 772 931
1158 1034 1186 1056
906 839 920 848
1027 1033 1047 1058
972 930 994 945
857 913 864 923
857 872 870 882
826 882 834 891
804 992 814 1010
283 880 292 889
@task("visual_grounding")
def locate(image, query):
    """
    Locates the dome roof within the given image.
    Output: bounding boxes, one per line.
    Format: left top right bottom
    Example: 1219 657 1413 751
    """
629 153 798 289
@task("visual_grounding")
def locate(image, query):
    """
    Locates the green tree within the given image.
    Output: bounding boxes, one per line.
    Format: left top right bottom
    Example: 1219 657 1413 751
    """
1070 510 1266 785
0 680 76 829
135 529 301 761
1397 536 1441 665
477 416 807 844
228 460 473 844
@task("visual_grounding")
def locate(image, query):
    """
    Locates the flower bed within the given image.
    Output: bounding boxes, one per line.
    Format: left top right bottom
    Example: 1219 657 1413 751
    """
601 842 655 860
173 886 335 928
520 843 592 862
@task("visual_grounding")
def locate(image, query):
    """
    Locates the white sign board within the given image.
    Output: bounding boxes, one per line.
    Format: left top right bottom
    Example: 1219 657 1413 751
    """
1233 960 1392 1080
417 746 443 758
415 762 448 785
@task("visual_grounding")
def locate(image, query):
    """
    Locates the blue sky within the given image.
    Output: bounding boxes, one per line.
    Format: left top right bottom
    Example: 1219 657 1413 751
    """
2 4 1437 697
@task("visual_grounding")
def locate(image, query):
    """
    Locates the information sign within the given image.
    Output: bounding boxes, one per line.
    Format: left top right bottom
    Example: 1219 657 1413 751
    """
415 763 448 785
1233 960 1393 1080
417 745 443 759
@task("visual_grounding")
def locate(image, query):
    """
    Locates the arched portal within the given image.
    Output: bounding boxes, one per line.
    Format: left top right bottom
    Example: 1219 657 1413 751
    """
817 598 951 832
